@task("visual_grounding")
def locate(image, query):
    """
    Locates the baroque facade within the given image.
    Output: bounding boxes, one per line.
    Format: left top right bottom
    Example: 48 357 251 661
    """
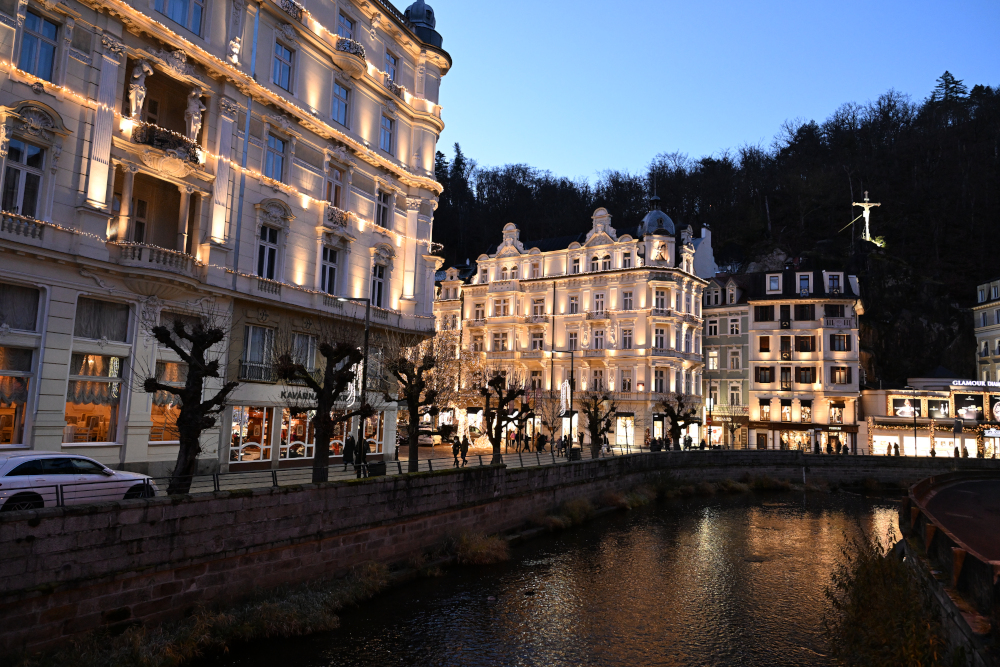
973 277 1000 382
0 0 450 474
435 201 715 446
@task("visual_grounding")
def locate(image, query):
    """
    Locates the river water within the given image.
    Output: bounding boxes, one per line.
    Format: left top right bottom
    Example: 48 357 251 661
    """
219 493 898 667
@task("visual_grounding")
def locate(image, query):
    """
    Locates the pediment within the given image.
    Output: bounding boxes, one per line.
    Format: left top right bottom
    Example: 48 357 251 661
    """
495 244 522 258
584 232 615 247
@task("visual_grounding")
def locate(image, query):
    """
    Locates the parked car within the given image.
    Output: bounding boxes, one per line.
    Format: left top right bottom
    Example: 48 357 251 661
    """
0 452 157 512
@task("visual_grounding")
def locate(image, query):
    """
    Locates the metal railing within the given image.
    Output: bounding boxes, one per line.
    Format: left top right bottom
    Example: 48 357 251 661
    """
335 37 366 60
239 361 276 382
131 123 201 163
586 310 609 320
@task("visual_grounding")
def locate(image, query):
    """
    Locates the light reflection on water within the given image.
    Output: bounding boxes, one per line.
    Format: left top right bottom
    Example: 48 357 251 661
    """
218 494 898 667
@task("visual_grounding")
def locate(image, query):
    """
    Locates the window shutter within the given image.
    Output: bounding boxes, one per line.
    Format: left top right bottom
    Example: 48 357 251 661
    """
847 367 853 384
846 335 852 351
754 366 760 382
829 334 835 349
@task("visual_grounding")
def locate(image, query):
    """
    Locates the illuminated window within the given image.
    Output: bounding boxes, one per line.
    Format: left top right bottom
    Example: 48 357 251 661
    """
280 408 316 460
379 116 394 153
64 354 124 443
759 400 770 421
18 12 57 82
149 362 185 442
707 349 718 370
230 406 274 461
492 332 508 351
272 42 294 92
321 247 338 295
0 346 33 445
264 135 285 182
154 0 203 35
332 83 349 127
1 139 44 218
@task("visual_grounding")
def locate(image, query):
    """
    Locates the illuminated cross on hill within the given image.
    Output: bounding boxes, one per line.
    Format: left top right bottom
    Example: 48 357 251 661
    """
852 191 881 241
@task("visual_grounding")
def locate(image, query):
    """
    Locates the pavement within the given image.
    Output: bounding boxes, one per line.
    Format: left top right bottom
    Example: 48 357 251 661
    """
923 478 1000 561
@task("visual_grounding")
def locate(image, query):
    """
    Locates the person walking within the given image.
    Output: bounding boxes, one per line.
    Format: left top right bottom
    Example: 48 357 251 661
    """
954 445 960 458
452 436 461 468
602 433 609 457
460 435 470 467
343 434 356 472
538 432 547 453
357 437 370 478
893 442 900 457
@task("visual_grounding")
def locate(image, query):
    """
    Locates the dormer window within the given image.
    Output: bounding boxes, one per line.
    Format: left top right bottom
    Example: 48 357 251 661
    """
993 285 999 300
828 273 842 293
798 274 810 295
479 269 487 283
767 274 781 293
510 265 518 279
590 256 599 272
571 258 580 274
622 252 631 268
531 262 540 278
728 288 735 304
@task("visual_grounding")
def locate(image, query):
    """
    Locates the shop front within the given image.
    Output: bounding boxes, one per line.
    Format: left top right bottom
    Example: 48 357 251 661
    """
705 414 749 449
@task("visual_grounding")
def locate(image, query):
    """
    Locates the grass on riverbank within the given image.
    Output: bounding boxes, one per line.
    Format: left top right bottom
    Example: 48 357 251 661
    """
823 528 961 667
451 531 510 565
10 563 391 667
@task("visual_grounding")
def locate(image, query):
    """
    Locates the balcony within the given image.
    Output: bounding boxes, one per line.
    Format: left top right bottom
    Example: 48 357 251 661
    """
276 0 303 21
240 362 276 383
780 381 792 391
487 351 515 360
0 211 46 242
586 310 609 321
467 318 487 327
584 349 605 357
131 123 201 165
651 348 674 357
326 205 350 228
333 37 367 78
651 307 673 318
109 243 201 279
825 317 855 328
384 75 406 99
523 314 547 324
256 278 282 296
521 350 543 359
488 280 520 293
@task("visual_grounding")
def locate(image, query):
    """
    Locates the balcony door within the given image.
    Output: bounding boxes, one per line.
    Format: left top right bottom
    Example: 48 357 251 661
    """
131 198 148 243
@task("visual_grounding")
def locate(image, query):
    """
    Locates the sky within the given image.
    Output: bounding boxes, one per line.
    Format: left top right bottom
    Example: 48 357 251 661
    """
428 0 1000 181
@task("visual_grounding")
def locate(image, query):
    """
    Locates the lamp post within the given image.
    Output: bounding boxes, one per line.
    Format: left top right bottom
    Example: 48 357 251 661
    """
904 385 918 456
706 395 714 449
551 348 576 447
339 296 371 473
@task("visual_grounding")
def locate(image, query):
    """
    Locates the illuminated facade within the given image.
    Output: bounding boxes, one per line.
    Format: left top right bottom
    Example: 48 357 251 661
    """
746 269 864 452
702 275 750 447
435 202 714 445
973 278 1000 383
0 0 449 474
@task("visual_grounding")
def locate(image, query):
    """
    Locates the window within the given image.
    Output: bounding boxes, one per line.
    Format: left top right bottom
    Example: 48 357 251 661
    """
828 274 841 292
531 262 540 278
370 264 385 308
64 353 124 443
622 252 632 268
799 275 810 294
592 370 604 391
795 336 815 352
754 305 775 322
384 51 397 81
601 255 611 271
983 313 989 328
684 331 692 352
2 138 44 218
593 330 604 350
781 402 791 422
240 325 273 381
532 299 544 317
530 370 542 390
831 366 851 384
472 335 483 352
375 190 391 227
830 404 844 424
264 135 285 182
320 247 338 294
154 0 203 34
510 265 519 279
568 332 578 350
256 226 279 279
621 369 632 392
74 298 129 341
993 286 1000 300
0 283 39 332
590 256 599 272
655 290 667 310
729 318 740 335
755 366 774 383
0 346 32 444
594 293 605 313
478 269 486 284
292 333 317 370
768 275 780 292
830 334 851 351
654 328 666 349
272 42 294 91
473 303 484 321
230 406 274 461
531 332 544 350
654 369 665 393
729 384 741 406
794 304 815 321
280 408 316 460
571 258 580 274
379 116 394 152
493 298 509 316
708 320 718 336
824 304 845 318
622 291 633 311
800 400 812 422
979 289 986 303
780 304 791 322
326 168 343 208
338 13 354 38
796 367 815 383
707 349 719 370
759 400 771 421
759 335 770 352
622 329 632 349
995 309 1000 325
729 351 741 370
729 289 736 304
18 12 58 82
569 296 579 314
500 267 508 280
332 83 349 127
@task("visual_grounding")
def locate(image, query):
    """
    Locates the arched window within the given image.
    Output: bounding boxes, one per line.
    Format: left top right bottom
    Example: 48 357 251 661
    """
510 265 518 279
601 254 611 271
590 256 599 272
501 267 508 280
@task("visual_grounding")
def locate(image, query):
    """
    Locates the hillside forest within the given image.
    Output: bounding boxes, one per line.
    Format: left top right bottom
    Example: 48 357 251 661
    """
430 73 1000 386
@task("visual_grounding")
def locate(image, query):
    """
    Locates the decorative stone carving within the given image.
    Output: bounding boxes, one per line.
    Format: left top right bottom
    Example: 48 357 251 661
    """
129 60 153 117
383 99 398 117
101 33 126 61
30 81 43 94
326 205 349 227
17 107 56 140
139 148 193 177
185 89 206 140
230 0 245 36
0 123 8 158
406 197 421 211
277 23 297 43
254 198 295 236
153 48 195 78
49 144 61 174
219 97 239 120
369 12 382 39
373 243 395 265
227 37 241 64
268 114 291 133
138 295 163 340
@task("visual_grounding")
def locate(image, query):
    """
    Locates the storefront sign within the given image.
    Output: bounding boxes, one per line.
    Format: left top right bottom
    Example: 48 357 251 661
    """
927 400 950 419
891 398 920 418
954 394 984 421
984 429 1000 438
279 390 316 402
952 380 1000 389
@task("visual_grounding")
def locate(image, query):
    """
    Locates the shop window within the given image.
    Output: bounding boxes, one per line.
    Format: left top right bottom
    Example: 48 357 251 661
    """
230 406 273 461
0 282 39 331
800 400 812 422
759 400 771 421
781 401 791 422
0 347 32 444
280 408 315 459
830 404 844 424
64 354 123 443
149 361 186 442
74 298 129 342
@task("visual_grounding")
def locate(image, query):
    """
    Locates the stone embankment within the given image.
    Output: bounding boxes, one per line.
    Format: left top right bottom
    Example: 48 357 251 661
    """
1 451 997 655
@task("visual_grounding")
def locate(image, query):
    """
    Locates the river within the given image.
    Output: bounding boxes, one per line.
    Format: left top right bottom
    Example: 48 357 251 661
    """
217 492 898 667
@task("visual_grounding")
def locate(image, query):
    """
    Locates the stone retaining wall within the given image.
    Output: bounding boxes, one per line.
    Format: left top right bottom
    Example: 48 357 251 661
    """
2 452 998 655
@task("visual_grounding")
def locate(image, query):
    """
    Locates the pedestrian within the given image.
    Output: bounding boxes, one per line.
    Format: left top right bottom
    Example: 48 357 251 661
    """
343 434 356 472
886 444 891 456
357 437 371 478
962 446 970 458
460 435 470 466
893 442 899 457
452 436 461 468
699 439 707 450
954 445 960 458
602 433 609 456
538 432 547 452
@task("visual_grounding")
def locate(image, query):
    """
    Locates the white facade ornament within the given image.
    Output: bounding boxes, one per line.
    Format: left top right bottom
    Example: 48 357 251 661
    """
129 61 153 117
155 48 195 77
0 323 10 338
227 37 241 64
269 114 292 132
369 12 382 39
140 149 193 177
184 90 206 140
277 23 298 43
608 326 617 349
219 97 239 121
100 34 126 61
17 107 56 140
559 380 571 416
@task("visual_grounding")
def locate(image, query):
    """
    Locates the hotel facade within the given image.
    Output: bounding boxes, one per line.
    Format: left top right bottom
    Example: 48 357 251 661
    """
0 0 449 474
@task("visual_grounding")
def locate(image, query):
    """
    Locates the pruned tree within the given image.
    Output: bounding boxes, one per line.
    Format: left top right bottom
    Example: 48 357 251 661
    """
659 392 701 450
579 391 619 458
274 326 373 483
142 312 239 495
713 403 749 449
477 366 525 465
535 390 563 443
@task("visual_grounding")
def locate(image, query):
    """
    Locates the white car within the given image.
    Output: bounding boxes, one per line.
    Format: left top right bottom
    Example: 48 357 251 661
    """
0 452 157 512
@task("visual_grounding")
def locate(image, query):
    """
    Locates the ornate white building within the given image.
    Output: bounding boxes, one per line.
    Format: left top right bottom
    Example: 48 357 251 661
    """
435 201 715 445
974 277 1000 383
0 0 450 474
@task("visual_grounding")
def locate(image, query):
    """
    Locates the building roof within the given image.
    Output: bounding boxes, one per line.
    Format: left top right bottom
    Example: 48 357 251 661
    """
741 269 860 301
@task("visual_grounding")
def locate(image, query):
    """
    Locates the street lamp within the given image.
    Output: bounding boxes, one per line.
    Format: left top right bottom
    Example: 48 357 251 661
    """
706 395 714 449
339 297 371 472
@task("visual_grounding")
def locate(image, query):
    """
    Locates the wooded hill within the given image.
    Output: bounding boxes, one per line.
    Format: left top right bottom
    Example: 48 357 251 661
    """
431 73 1000 386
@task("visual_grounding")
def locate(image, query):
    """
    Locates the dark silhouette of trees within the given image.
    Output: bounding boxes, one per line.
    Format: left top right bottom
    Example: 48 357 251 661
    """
658 393 701 450
477 367 525 465
579 391 619 458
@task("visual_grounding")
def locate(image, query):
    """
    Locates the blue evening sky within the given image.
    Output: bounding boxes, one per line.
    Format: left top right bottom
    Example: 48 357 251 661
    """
430 0 1000 180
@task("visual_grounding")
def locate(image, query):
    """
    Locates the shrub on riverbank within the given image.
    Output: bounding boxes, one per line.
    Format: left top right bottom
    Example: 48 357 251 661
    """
13 563 390 667
824 528 958 666
452 531 510 565
744 474 793 492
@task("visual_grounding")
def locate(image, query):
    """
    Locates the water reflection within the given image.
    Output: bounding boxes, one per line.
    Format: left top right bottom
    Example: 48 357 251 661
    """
217 494 898 667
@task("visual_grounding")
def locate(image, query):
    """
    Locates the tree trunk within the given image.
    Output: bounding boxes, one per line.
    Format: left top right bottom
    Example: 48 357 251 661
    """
168 427 201 495
312 409 332 484
407 417 420 473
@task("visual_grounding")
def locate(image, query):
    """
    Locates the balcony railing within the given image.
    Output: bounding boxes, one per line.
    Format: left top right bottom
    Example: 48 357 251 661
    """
276 0 304 21
326 205 349 227
487 351 515 360
825 318 855 328
488 280 519 293
584 349 604 357
256 278 282 295
651 348 674 356
651 307 673 317
131 123 201 164
384 75 405 99
0 211 45 241
240 362 276 383
467 318 487 327
586 310 609 320
523 314 547 324
780 381 792 391
335 37 366 60
110 243 201 278
521 350 543 359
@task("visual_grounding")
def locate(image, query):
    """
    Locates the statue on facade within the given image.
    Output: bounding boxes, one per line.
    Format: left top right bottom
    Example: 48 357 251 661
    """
608 326 617 349
227 37 241 64
185 90 206 140
581 328 590 349
129 61 154 118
